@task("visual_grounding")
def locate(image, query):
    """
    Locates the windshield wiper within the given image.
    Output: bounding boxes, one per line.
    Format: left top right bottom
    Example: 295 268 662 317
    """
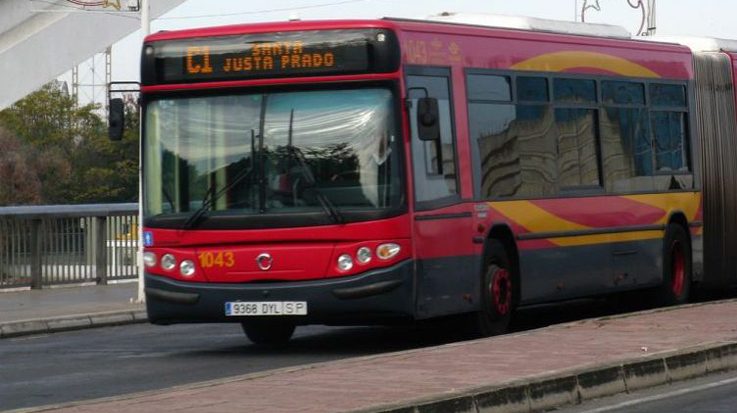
181 131 258 229
181 165 256 229
287 109 343 224
289 146 344 224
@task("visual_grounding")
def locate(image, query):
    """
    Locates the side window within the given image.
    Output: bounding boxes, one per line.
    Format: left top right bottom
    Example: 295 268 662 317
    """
650 83 689 173
407 71 458 205
600 80 652 192
555 108 600 188
468 74 556 198
554 78 597 103
553 78 601 189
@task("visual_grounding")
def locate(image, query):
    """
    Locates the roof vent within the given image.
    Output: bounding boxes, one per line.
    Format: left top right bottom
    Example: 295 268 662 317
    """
413 12 631 39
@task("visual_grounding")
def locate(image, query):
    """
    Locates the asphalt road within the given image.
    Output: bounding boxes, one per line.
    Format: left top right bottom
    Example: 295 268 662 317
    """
0 291 729 412
557 371 737 413
1 322 458 411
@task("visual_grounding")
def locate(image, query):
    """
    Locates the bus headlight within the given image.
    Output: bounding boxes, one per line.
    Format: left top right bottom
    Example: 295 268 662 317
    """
356 247 372 264
337 254 354 271
143 252 157 268
180 260 196 277
161 254 177 271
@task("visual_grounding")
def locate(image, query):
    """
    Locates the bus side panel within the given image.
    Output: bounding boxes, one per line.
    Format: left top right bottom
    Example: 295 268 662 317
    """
488 193 700 304
413 205 481 319
517 239 662 304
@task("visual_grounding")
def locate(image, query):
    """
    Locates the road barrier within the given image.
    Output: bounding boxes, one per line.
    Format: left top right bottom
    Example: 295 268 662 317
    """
0 204 138 289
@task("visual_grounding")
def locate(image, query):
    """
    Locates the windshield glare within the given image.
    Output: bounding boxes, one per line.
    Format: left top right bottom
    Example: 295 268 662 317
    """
144 88 402 226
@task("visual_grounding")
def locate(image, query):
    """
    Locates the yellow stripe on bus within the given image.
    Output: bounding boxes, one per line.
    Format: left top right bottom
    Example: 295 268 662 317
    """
491 200 589 234
490 193 701 248
552 230 664 247
511 51 661 78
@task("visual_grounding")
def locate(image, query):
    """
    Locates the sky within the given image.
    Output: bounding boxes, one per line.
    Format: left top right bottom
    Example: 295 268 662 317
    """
65 0 737 103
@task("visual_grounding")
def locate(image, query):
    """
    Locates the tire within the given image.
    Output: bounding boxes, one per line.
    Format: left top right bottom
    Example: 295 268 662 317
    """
472 240 515 337
241 321 295 347
657 223 692 306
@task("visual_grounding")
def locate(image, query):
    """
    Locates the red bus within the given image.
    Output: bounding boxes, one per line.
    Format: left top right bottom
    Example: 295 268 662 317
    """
119 13 737 345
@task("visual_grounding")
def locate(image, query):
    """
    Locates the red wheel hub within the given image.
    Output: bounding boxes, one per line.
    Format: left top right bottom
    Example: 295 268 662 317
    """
490 268 512 315
671 240 685 297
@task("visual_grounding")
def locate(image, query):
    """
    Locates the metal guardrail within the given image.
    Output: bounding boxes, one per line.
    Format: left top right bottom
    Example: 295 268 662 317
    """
0 204 139 289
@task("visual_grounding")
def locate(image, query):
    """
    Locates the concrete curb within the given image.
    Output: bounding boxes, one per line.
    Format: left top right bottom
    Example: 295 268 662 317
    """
350 341 737 413
0 310 148 339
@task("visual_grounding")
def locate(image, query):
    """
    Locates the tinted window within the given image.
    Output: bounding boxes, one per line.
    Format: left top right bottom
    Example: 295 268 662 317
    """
554 78 597 103
517 77 549 102
650 84 687 107
470 103 557 198
555 108 600 188
467 74 512 101
653 111 688 171
602 81 645 105
600 107 653 191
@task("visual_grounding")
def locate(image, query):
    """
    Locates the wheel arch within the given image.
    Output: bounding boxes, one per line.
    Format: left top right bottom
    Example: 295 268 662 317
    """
666 210 696 285
667 210 691 241
484 223 521 306
667 210 693 264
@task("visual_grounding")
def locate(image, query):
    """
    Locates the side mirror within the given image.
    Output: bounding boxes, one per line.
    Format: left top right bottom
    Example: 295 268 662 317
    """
108 98 125 141
417 97 440 141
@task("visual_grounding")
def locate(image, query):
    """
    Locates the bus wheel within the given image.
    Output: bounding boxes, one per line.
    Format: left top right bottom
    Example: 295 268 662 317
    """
241 321 295 346
475 240 514 337
658 223 692 306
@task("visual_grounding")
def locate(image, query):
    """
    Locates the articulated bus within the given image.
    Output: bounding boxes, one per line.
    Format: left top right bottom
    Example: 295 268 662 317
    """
117 13 737 345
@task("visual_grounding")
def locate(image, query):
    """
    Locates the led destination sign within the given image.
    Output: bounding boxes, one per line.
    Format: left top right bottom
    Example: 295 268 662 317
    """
143 29 399 85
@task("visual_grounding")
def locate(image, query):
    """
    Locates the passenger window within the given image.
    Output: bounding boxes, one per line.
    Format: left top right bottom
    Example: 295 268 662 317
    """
653 111 688 172
602 81 645 105
650 84 687 107
407 72 458 205
650 83 690 173
468 73 556 199
554 78 597 103
601 107 653 191
517 77 549 102
470 102 557 198
555 108 601 188
466 74 511 101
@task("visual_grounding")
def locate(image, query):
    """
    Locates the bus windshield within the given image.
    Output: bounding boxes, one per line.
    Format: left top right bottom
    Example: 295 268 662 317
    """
143 87 403 228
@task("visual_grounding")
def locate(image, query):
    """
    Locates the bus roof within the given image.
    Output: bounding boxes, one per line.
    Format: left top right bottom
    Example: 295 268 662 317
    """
400 12 631 40
146 14 633 44
642 35 737 53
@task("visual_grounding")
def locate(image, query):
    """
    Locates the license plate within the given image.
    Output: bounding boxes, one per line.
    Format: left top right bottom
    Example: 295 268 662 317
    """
225 301 308 316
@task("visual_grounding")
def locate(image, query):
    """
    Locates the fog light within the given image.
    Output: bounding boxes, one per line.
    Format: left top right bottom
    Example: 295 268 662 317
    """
161 254 176 271
143 252 157 268
180 260 196 277
337 254 354 271
356 247 372 264
376 243 401 260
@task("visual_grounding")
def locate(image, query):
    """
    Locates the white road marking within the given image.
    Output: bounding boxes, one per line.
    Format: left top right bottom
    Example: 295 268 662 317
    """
579 375 737 413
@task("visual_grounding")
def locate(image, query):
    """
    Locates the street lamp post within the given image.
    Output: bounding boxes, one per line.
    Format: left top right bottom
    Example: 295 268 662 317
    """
137 0 149 304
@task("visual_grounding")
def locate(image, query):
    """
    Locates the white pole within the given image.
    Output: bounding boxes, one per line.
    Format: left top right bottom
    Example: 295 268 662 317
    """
137 0 150 304
647 0 656 36
141 0 150 36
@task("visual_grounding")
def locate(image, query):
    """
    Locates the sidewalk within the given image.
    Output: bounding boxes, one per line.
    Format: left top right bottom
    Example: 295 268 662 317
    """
0 283 145 338
10 296 737 413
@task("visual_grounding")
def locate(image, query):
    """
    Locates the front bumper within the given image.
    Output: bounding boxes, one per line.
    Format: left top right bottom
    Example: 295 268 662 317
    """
145 260 415 325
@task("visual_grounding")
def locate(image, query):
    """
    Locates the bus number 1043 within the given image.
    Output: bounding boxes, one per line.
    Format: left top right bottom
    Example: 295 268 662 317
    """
198 251 235 269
